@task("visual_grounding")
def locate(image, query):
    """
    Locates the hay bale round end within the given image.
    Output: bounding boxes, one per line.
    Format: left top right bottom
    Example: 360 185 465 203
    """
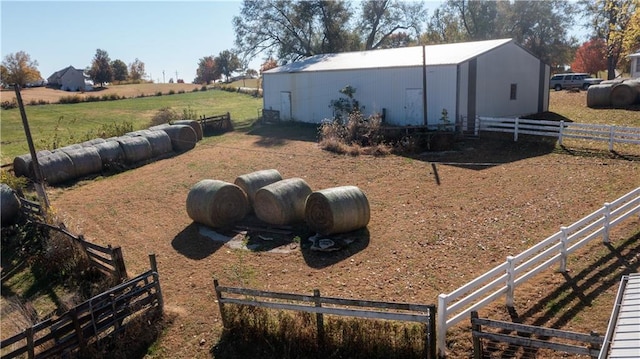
172 120 203 141
13 150 52 178
93 140 125 166
586 84 613 108
610 83 638 108
254 178 312 225
186 179 249 228
305 186 370 235
116 136 153 164
159 124 197 152
1 184 21 226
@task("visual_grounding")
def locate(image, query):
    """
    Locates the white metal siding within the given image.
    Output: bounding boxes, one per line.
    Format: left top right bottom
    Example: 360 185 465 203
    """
426 65 457 127
457 62 469 124
607 273 640 359
476 42 542 117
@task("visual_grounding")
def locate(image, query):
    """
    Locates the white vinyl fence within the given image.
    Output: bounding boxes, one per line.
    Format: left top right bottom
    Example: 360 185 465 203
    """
437 187 640 357
473 117 640 151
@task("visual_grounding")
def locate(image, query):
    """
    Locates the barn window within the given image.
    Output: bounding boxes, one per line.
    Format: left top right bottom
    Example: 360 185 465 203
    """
636 59 640 72
510 84 517 100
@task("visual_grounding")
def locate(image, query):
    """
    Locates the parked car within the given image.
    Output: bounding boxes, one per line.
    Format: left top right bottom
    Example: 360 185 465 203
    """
549 73 603 91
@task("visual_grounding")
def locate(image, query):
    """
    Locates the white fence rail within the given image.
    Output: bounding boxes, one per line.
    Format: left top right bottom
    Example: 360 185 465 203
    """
473 117 640 151
437 187 640 357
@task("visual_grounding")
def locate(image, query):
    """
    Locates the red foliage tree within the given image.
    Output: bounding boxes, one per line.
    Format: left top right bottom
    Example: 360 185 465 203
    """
571 39 607 75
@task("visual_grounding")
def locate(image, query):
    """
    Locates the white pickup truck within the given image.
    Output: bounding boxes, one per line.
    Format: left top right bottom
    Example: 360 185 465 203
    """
549 73 604 91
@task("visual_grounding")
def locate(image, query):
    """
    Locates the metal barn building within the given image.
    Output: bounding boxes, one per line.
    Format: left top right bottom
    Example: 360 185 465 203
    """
262 38 550 131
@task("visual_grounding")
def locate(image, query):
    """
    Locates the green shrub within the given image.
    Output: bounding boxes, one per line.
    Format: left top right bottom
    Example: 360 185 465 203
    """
155 91 163 96
150 107 179 126
319 112 388 155
200 85 208 91
1 99 18 109
177 90 185 94
168 90 175 95
86 95 101 102
192 87 199 92
59 95 82 104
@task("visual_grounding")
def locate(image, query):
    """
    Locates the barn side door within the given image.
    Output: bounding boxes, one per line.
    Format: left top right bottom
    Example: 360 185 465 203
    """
405 88 423 126
280 91 292 121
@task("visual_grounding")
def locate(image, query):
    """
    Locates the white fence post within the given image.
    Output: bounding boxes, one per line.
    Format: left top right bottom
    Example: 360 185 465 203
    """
609 126 615 151
514 118 519 142
559 226 568 273
558 120 564 146
603 203 611 244
506 256 515 307
437 294 447 357
474 116 480 136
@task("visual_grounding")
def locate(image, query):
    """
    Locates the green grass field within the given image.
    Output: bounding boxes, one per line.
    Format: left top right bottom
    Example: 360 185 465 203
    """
0 89 262 164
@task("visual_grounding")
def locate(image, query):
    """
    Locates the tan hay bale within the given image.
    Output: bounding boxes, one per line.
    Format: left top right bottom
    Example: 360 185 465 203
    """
13 150 52 178
305 186 370 235
610 81 640 108
186 179 249 228
172 120 203 141
233 169 283 208
61 147 103 178
1 184 21 226
39 151 75 184
93 140 124 166
254 178 312 225
586 84 613 108
116 136 153 164
80 138 106 147
158 124 197 152
126 129 173 157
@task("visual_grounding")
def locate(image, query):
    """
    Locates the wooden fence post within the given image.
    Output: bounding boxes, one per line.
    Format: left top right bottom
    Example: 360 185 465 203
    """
427 306 437 359
314 289 325 348
149 254 163 310
471 311 482 359
603 203 611 244
112 246 127 281
71 307 86 351
506 256 515 308
559 226 569 273
214 279 226 328
26 326 34 359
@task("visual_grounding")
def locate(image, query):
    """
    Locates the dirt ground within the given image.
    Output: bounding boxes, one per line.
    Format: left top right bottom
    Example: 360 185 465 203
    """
35 120 640 358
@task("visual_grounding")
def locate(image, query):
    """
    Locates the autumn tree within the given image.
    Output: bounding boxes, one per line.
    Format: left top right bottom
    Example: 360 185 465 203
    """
571 39 607 75
216 50 242 82
358 0 425 49
0 51 42 87
111 59 128 82
194 56 219 84
129 58 146 82
581 0 637 79
88 49 113 87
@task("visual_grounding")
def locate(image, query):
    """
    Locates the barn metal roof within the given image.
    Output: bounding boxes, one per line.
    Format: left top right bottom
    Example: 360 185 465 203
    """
265 38 513 74
600 273 640 359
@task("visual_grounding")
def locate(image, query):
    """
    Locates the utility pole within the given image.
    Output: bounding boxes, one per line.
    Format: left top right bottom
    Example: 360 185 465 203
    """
163 70 165 83
175 70 178 81
14 85 50 208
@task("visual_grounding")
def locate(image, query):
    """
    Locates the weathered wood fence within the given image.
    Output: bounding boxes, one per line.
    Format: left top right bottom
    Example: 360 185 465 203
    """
474 117 640 151
470 311 603 358
214 279 437 359
197 112 233 135
437 187 640 357
0 254 163 359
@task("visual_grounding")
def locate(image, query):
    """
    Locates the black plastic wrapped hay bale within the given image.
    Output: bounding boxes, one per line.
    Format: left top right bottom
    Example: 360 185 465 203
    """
586 84 613 108
186 179 249 228
305 186 370 235
1 184 21 226
116 136 153 164
61 147 103 178
126 129 173 158
93 140 125 167
233 169 283 209
610 80 640 108
172 120 203 141
39 151 75 184
156 124 197 152
254 178 312 225
13 150 52 178
80 138 106 147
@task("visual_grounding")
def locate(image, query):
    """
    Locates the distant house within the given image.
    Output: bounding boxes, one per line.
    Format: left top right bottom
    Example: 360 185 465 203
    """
47 66 93 91
629 52 640 78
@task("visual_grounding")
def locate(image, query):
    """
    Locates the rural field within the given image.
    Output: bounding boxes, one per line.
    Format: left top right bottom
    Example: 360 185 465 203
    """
1 87 640 358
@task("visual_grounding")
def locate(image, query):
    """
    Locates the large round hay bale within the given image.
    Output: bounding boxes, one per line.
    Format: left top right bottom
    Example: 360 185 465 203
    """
80 138 106 147
254 178 312 225
233 169 283 208
305 186 370 235
586 84 613 108
158 124 197 152
13 150 52 178
186 179 249 228
39 151 75 184
93 140 124 166
610 82 640 108
116 136 153 164
57 144 83 152
172 120 203 141
1 184 21 226
126 129 173 157
61 147 103 178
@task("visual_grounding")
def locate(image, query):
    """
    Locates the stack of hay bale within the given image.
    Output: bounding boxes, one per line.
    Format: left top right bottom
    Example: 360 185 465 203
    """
587 79 640 108
185 169 370 237
12 122 203 185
